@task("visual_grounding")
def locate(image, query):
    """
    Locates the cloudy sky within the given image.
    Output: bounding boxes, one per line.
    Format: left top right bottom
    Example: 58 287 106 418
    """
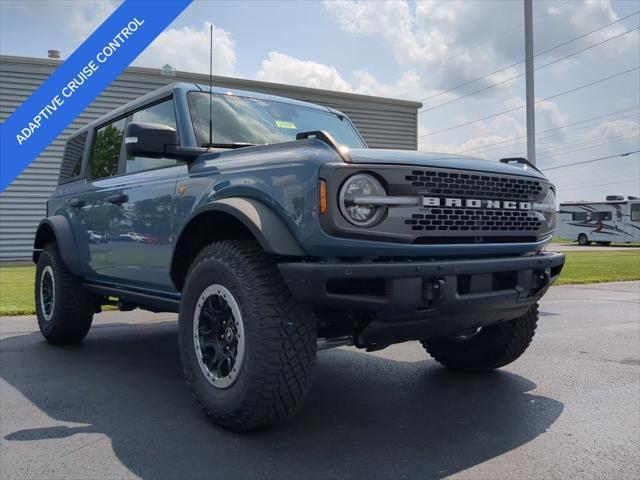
1 0 638 203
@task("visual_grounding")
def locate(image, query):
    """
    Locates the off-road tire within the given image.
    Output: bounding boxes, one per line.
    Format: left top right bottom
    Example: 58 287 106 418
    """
35 243 95 343
178 240 317 432
578 233 590 246
421 304 538 372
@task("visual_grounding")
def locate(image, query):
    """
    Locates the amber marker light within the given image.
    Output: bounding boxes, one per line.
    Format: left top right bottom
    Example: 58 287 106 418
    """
319 180 328 214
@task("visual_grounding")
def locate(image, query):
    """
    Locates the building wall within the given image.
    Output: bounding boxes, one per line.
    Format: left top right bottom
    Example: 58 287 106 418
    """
0 55 421 261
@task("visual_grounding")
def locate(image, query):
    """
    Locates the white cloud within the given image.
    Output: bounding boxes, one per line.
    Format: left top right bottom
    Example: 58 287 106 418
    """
136 22 236 75
325 0 451 67
256 52 353 92
255 52 440 102
590 118 640 138
417 96 569 158
538 0 639 58
324 0 525 99
535 99 569 133
418 113 526 158
68 1 120 40
324 0 638 99
352 70 435 100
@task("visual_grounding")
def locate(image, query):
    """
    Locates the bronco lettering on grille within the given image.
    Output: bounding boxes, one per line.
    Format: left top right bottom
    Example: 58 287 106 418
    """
423 197 532 210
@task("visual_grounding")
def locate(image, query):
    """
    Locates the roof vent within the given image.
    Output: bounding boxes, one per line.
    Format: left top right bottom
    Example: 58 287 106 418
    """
48 50 60 59
605 195 625 201
161 64 176 76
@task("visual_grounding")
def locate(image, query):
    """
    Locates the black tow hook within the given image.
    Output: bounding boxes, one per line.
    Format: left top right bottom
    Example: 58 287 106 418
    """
532 268 551 295
422 278 445 309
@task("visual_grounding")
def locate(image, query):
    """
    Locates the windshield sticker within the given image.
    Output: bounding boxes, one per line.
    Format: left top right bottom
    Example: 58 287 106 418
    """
275 120 297 129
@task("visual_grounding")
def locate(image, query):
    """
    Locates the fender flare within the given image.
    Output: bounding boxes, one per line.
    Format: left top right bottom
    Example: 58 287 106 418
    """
177 197 305 257
33 216 83 276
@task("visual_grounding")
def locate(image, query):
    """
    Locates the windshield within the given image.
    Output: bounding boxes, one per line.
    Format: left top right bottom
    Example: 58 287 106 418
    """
187 92 366 149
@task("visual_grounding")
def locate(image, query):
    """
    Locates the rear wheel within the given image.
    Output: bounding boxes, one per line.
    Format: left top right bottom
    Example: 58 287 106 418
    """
578 233 590 246
35 243 95 343
178 240 316 432
421 304 538 372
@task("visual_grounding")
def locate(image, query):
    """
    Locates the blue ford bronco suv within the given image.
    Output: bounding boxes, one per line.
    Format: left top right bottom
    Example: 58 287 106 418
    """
33 83 564 431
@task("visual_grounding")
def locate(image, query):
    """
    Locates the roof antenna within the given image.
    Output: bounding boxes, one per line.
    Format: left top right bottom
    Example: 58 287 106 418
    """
208 23 213 149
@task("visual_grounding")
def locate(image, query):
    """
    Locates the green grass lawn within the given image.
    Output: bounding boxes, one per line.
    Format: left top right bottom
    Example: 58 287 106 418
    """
552 236 640 246
0 264 36 316
555 250 640 285
1 250 639 315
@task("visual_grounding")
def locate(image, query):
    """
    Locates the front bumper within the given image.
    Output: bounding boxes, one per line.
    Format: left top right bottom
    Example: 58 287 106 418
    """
279 252 565 345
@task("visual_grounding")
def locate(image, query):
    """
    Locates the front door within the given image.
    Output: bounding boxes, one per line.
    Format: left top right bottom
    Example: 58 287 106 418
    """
106 166 183 290
105 98 183 292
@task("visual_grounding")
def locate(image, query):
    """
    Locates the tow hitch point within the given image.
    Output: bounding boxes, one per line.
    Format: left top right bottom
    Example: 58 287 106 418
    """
422 278 445 309
532 268 551 295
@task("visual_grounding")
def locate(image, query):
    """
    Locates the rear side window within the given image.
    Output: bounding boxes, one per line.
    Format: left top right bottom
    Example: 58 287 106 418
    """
58 132 87 183
591 211 612 221
631 204 640 221
90 118 126 180
125 99 179 174
572 212 588 221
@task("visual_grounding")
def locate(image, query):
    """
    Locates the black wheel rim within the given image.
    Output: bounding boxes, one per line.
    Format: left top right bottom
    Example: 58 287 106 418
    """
193 284 245 388
40 266 55 321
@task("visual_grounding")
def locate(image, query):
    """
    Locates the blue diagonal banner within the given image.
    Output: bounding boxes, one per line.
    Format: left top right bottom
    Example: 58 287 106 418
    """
0 0 193 192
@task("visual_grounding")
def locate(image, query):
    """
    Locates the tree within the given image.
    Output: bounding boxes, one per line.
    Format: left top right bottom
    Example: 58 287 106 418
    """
91 124 123 179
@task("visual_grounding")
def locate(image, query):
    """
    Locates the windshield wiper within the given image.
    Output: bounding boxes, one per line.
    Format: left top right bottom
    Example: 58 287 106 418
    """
201 142 255 149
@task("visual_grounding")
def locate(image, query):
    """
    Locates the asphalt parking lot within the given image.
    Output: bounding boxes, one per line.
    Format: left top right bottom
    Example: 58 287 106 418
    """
1 282 638 480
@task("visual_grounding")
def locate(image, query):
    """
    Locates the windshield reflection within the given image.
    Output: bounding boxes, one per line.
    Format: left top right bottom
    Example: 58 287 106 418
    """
187 92 366 149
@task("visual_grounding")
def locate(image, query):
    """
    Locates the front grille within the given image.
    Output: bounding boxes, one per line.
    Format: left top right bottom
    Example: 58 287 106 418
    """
319 163 551 245
404 208 542 233
405 170 542 201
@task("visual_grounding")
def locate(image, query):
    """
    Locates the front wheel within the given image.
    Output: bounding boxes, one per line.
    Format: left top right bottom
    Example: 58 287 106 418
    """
421 304 538 372
178 240 317 432
578 233 590 246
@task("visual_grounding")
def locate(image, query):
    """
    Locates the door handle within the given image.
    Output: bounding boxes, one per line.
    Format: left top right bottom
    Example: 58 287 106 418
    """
107 194 129 205
69 199 85 208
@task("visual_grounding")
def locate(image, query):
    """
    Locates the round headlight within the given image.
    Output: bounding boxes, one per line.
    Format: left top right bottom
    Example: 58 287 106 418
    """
534 188 556 229
339 173 386 227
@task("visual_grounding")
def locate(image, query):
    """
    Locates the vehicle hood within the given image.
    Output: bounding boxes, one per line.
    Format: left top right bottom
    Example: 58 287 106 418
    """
346 148 547 180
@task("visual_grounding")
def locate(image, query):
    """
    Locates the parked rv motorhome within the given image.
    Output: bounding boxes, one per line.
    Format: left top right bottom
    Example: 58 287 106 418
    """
557 196 640 245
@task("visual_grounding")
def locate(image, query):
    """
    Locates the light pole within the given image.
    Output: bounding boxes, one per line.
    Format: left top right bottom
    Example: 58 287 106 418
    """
524 0 536 164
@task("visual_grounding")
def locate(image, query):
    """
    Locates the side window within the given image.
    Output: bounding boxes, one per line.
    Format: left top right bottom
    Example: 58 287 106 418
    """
572 212 588 221
631 204 640 221
59 132 87 183
125 99 179 174
591 211 612 221
90 118 125 180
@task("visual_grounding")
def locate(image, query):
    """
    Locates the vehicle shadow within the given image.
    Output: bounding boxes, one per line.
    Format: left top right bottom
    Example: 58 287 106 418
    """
1 321 563 480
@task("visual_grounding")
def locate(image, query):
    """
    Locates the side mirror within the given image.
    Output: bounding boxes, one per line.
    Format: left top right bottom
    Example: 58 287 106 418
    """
124 122 205 162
